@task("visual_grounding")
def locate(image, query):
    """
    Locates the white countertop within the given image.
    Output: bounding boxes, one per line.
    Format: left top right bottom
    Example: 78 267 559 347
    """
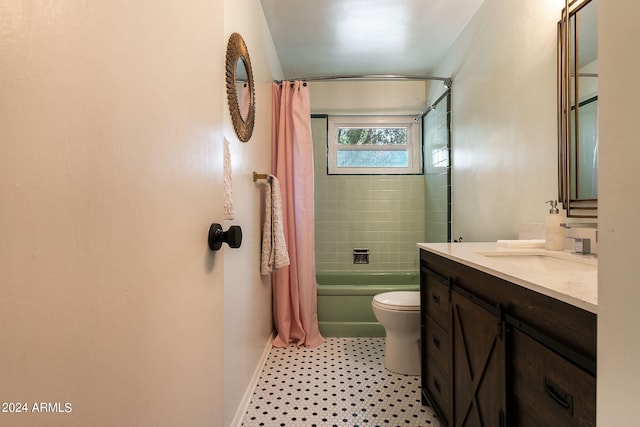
417 242 597 314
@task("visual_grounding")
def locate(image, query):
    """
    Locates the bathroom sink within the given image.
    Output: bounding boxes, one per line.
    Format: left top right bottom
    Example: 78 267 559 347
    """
477 251 597 273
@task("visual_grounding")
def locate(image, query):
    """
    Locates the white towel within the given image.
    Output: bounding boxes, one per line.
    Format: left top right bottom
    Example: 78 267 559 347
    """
261 175 290 275
223 138 234 220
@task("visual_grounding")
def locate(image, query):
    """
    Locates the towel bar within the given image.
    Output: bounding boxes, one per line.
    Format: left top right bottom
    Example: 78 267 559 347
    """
252 172 268 182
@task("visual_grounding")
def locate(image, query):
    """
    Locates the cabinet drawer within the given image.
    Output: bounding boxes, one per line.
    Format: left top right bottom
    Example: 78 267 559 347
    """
423 273 450 330
424 356 451 426
425 315 450 375
512 329 596 427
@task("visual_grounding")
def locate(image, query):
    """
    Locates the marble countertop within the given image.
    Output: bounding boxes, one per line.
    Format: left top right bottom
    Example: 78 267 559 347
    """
417 242 597 314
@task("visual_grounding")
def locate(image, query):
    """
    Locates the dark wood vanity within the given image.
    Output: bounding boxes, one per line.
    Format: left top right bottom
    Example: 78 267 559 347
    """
419 248 597 427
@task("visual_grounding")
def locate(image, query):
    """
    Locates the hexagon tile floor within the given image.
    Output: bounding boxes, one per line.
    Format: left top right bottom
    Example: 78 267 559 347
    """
241 337 442 427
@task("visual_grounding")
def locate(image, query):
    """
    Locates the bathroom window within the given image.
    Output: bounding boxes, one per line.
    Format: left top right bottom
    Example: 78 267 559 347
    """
327 115 422 174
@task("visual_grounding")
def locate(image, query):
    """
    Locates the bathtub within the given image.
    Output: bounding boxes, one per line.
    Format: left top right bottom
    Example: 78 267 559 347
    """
316 271 419 337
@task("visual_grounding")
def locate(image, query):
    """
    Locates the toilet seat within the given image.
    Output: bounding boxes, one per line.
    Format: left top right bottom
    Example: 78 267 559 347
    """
372 291 420 311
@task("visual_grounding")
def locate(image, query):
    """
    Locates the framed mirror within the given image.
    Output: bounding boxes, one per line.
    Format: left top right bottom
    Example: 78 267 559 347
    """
558 0 598 217
226 33 255 142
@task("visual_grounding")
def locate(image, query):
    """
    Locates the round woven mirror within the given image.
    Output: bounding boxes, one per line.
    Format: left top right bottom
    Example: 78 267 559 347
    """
225 33 255 142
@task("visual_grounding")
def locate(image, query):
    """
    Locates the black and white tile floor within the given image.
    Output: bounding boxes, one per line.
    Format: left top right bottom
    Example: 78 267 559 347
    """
241 337 442 427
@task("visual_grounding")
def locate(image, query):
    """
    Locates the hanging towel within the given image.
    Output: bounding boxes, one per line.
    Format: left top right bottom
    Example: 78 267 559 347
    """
261 175 290 275
223 138 234 220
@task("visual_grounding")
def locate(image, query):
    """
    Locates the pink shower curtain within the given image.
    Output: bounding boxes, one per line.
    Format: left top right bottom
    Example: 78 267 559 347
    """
270 81 324 348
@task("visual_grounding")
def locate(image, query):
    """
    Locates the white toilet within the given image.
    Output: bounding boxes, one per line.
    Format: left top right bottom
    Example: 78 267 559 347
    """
371 291 421 375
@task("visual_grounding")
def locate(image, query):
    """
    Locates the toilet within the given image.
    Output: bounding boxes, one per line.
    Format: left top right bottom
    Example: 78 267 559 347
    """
371 291 421 375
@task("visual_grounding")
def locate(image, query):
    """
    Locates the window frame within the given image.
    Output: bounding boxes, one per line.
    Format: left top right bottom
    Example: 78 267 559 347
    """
327 115 422 175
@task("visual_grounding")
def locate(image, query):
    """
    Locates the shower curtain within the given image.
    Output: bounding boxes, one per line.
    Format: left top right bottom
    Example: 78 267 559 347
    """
270 81 324 348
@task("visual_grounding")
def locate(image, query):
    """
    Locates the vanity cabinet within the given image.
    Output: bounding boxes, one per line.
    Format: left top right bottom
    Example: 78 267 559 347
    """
419 249 596 427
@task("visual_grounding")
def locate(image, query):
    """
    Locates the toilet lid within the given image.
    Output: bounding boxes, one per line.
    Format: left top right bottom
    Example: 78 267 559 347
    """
372 291 420 311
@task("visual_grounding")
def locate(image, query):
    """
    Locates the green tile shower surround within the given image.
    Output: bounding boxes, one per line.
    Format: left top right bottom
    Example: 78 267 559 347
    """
314 174 426 271
311 118 427 273
316 271 419 337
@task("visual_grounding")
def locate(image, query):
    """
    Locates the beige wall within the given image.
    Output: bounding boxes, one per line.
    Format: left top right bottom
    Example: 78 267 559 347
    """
428 0 561 241
0 0 280 426
598 0 640 424
223 0 283 425
310 81 426 115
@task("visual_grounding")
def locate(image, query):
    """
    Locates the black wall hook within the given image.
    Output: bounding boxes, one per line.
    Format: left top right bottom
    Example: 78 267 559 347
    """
208 223 242 251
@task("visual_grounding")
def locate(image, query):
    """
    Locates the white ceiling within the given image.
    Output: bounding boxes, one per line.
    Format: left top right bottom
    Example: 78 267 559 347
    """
259 0 486 80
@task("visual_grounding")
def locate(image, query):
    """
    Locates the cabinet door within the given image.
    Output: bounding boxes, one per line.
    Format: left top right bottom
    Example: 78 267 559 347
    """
452 288 506 427
511 328 596 427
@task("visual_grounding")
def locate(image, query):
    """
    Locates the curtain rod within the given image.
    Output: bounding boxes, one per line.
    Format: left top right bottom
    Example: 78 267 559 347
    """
275 74 452 85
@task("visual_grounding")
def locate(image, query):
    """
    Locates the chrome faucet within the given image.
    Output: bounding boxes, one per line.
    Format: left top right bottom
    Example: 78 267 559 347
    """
568 237 591 255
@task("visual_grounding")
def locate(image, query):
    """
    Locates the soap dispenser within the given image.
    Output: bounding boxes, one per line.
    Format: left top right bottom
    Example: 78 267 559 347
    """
545 200 565 251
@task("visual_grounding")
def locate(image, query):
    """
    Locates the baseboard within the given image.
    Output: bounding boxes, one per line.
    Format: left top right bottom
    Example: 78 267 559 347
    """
229 331 275 427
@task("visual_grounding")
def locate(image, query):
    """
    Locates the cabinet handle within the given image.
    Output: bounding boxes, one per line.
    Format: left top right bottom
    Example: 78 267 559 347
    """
432 335 441 349
432 293 441 305
544 377 574 415
433 378 441 393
